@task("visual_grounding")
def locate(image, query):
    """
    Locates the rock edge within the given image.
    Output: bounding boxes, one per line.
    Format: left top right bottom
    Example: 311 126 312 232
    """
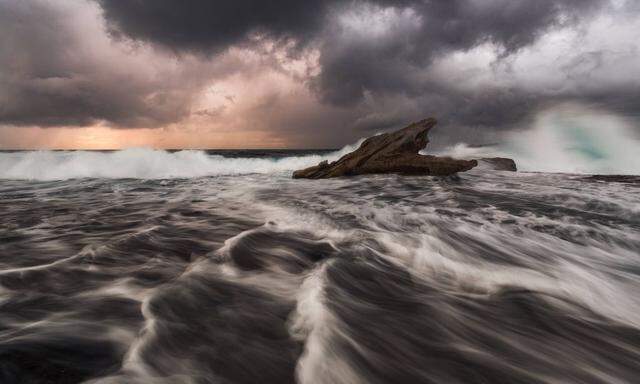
293 118 478 179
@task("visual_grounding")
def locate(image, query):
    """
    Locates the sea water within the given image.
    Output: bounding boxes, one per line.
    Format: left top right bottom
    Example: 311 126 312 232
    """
1 122 639 383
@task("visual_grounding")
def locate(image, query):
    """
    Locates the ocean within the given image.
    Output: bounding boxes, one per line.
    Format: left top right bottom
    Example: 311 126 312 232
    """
1 146 639 383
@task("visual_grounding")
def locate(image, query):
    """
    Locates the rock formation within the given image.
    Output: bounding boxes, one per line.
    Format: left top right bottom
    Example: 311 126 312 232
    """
478 157 517 171
292 118 478 179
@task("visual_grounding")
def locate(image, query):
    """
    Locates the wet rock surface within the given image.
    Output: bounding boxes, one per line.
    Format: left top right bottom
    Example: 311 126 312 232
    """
293 118 478 179
478 157 518 171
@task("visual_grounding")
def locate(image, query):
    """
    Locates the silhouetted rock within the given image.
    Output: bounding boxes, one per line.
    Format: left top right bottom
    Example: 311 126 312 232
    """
293 118 478 179
478 157 517 171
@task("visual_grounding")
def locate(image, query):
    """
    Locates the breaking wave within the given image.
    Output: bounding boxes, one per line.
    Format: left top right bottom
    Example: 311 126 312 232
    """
436 105 640 175
0 143 363 181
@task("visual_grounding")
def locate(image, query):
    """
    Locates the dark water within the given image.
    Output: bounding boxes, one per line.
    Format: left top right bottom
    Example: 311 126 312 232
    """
1 151 640 383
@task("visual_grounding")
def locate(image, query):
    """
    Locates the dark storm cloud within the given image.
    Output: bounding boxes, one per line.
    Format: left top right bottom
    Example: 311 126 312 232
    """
94 0 623 135
96 0 602 56
95 0 413 53
95 0 330 53
314 0 607 106
0 0 209 128
315 0 640 140
2 0 638 143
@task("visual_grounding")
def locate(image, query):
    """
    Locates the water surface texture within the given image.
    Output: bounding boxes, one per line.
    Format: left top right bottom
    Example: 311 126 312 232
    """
1 150 640 383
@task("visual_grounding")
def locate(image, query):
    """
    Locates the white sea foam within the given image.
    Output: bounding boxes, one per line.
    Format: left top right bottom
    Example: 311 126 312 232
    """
435 104 640 175
0 141 362 181
289 262 363 384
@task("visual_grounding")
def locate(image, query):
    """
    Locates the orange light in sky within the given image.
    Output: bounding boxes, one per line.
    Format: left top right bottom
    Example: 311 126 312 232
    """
0 125 288 149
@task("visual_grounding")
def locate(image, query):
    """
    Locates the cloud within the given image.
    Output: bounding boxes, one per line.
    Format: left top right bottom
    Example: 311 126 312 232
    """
95 0 330 54
1 0 639 148
95 0 415 54
95 0 631 136
95 0 608 103
314 0 608 104
0 0 240 128
315 0 640 141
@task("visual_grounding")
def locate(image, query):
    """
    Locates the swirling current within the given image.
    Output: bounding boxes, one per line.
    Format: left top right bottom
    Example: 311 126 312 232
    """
1 150 640 384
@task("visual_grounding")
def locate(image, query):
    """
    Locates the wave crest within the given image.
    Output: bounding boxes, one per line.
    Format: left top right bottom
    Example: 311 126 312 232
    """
436 104 640 175
0 143 362 181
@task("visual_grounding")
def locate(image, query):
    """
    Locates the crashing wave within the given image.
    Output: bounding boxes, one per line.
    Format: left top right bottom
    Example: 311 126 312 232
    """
0 142 363 181
435 104 640 175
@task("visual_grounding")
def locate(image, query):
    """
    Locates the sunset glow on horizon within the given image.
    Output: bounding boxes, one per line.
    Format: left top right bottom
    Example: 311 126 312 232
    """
0 125 297 150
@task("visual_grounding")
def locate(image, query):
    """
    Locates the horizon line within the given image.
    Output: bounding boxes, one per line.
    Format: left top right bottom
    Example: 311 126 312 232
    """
0 147 340 151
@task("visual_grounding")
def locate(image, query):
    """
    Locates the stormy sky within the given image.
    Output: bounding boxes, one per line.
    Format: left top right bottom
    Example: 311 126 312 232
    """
1 0 639 148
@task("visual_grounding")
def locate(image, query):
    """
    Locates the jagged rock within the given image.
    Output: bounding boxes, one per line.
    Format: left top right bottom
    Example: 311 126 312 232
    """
293 118 478 179
478 157 517 171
